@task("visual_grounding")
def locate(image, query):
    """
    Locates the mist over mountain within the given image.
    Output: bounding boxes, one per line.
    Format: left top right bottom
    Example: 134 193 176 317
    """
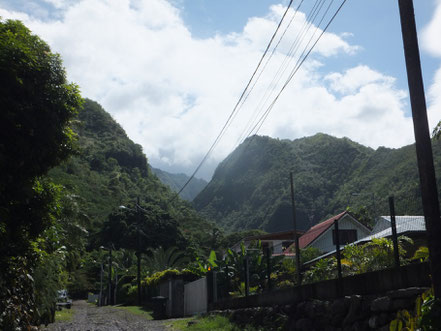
193 134 441 233
151 167 207 201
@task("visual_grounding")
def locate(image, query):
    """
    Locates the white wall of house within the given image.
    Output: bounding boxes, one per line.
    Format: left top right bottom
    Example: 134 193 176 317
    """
309 215 371 253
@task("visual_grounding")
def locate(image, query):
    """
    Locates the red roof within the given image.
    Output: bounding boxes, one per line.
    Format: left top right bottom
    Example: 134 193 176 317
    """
285 211 348 253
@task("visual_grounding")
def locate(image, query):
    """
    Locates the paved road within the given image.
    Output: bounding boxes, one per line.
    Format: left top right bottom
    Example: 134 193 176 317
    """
45 300 167 331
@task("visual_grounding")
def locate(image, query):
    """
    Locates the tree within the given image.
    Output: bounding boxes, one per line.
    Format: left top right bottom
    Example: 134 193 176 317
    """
0 19 82 248
0 19 82 329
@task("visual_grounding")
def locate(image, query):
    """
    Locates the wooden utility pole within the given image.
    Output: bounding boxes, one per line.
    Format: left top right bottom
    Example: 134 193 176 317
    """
398 0 441 298
289 172 302 284
388 196 400 268
136 196 142 306
334 220 342 280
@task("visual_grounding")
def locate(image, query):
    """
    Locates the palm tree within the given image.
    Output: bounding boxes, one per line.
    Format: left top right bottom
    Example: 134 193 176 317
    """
143 247 190 274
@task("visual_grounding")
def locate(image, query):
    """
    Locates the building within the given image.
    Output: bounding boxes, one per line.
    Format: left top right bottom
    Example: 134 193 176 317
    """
230 229 304 255
284 211 371 255
304 215 426 265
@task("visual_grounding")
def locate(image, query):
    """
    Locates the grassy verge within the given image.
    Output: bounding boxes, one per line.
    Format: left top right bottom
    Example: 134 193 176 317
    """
54 308 74 322
167 315 259 331
115 306 154 320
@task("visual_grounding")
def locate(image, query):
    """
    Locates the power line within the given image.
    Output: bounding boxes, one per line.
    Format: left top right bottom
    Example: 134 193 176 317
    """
241 0 348 152
170 0 296 201
236 0 325 145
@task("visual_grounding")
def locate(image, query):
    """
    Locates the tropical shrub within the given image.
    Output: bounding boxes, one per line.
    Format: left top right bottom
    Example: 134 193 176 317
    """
390 288 441 331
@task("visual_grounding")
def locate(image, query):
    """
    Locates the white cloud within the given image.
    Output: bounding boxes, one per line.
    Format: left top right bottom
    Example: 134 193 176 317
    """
325 66 396 94
422 0 441 129
0 0 415 179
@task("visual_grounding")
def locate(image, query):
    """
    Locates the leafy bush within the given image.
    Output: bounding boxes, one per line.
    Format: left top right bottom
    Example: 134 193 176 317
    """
390 288 441 331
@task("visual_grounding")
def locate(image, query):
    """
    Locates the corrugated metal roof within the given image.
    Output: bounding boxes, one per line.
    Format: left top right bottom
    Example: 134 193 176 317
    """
303 215 426 265
358 216 425 243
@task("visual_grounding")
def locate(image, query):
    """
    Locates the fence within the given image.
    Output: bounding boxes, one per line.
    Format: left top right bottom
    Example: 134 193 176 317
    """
213 196 429 299
154 195 431 316
184 277 207 316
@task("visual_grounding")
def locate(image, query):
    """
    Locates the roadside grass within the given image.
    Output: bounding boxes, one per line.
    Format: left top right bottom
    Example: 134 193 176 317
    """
116 306 154 320
55 308 74 322
167 315 259 330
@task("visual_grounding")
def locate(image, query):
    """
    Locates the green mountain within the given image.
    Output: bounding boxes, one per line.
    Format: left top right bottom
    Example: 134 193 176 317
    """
193 134 441 233
151 167 207 201
48 99 215 250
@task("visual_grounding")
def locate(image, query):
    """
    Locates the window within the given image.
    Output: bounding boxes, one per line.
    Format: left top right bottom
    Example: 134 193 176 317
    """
332 229 357 245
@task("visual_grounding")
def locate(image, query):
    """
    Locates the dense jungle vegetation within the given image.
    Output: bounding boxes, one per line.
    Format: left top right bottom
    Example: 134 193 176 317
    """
0 19 233 329
194 134 441 233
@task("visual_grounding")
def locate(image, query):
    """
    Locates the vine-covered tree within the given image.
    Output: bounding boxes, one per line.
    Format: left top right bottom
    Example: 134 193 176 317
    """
0 19 82 329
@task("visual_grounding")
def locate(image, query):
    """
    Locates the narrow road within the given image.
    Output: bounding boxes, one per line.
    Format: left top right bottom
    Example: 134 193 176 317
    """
45 300 167 331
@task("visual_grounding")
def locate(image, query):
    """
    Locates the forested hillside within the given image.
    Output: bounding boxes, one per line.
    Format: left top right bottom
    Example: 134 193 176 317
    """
151 167 207 201
48 99 215 249
194 134 441 233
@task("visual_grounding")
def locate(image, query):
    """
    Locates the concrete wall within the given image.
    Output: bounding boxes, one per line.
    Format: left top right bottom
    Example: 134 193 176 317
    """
159 279 184 318
184 277 207 316
211 262 430 311
311 214 371 253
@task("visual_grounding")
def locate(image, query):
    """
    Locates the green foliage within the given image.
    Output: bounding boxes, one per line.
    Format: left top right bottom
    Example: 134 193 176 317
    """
143 247 191 274
432 120 441 140
342 236 413 275
0 19 82 329
390 288 441 331
48 99 217 258
115 306 153 320
412 246 430 262
194 134 439 233
143 269 200 288
54 308 74 322
169 314 262 331
303 237 412 284
303 257 339 284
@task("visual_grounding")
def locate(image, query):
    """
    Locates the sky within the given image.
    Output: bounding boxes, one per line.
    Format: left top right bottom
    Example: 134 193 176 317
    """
1 0 441 180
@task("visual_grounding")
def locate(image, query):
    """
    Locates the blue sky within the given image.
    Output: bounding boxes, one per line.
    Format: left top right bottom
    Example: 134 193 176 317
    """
1 0 440 179
176 0 438 100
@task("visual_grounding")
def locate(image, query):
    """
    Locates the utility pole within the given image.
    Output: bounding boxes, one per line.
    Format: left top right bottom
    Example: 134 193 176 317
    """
99 261 103 306
388 196 400 268
290 172 301 285
398 0 441 298
334 220 342 280
136 196 142 306
108 246 112 305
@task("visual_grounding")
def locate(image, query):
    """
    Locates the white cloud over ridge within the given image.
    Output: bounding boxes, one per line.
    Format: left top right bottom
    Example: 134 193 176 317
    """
0 0 419 179
422 0 441 129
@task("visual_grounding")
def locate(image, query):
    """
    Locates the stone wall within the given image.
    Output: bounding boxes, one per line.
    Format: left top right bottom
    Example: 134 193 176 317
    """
210 287 428 331
211 262 430 310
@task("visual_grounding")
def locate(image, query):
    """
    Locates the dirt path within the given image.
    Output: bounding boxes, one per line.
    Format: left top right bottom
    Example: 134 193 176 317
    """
45 300 168 331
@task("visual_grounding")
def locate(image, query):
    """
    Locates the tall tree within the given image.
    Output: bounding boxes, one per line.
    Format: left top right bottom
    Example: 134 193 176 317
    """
0 19 82 329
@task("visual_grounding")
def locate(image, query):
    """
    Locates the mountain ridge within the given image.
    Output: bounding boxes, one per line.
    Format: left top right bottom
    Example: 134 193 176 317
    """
193 133 441 233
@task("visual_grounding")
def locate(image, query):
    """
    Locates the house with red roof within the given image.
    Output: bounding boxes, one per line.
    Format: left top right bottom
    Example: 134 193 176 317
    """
284 211 371 255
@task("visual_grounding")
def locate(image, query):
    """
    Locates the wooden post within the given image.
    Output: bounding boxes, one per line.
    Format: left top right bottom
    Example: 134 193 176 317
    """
225 262 230 298
108 247 112 305
334 220 342 280
398 0 441 298
388 196 401 268
244 256 249 298
266 246 272 291
136 197 142 306
290 172 302 285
